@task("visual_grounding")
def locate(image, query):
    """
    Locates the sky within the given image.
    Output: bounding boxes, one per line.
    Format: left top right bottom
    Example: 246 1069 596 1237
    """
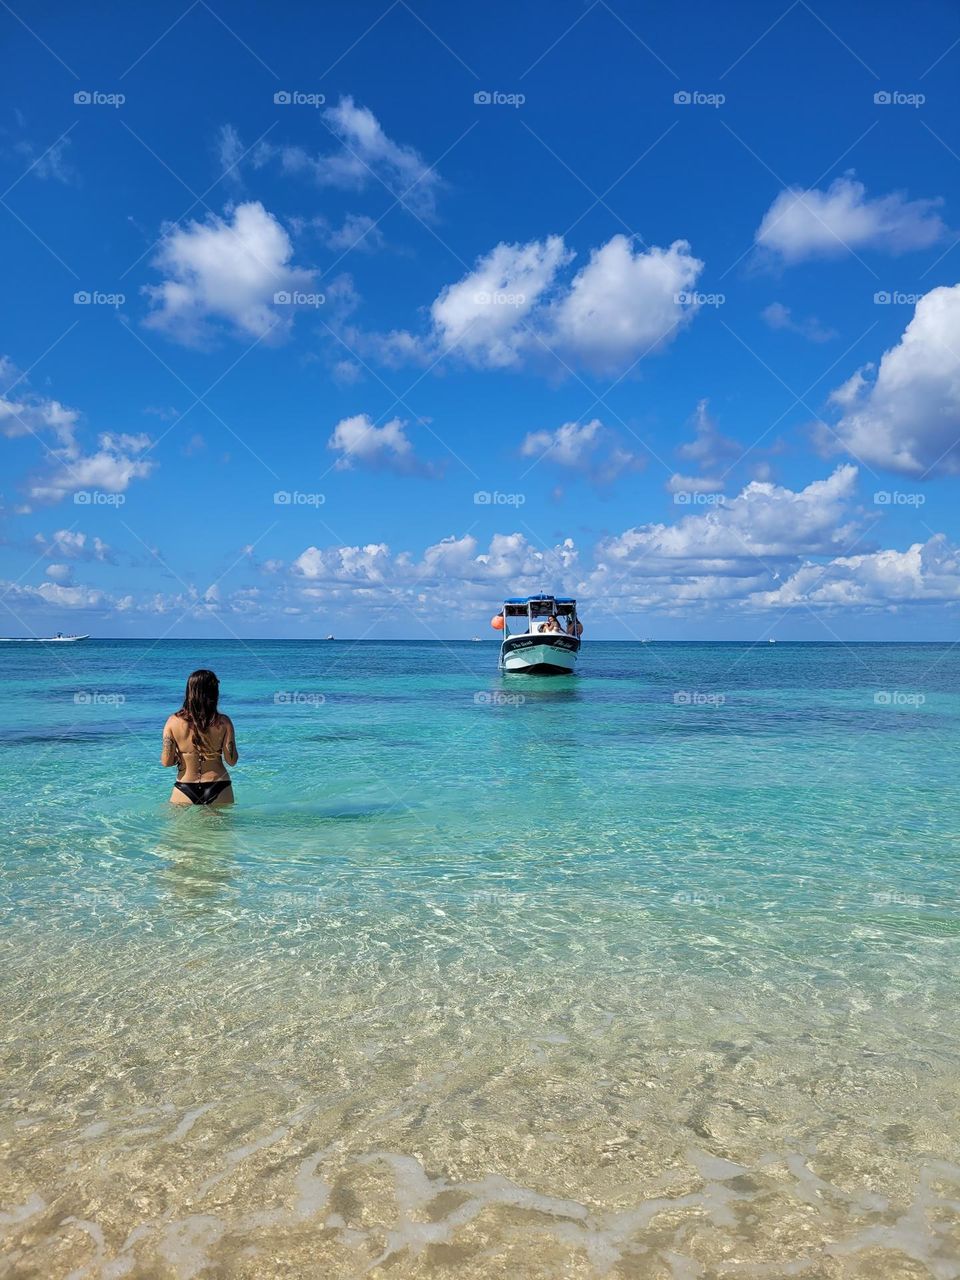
2 0 960 640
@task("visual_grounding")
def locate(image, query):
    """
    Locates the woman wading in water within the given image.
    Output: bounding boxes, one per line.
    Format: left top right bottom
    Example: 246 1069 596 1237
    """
161 669 238 806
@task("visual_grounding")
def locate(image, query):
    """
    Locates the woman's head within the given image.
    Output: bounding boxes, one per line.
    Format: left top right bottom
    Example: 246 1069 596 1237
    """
177 669 221 743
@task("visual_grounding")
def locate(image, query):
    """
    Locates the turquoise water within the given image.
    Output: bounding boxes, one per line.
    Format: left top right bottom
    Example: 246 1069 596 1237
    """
1 640 959 1278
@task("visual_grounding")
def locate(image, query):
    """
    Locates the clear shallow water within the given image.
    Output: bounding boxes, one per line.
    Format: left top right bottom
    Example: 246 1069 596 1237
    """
1 639 959 1278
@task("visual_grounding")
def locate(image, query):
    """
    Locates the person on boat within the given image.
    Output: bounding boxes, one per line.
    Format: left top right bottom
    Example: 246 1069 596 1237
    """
161 669 238 806
538 615 562 633
566 617 583 637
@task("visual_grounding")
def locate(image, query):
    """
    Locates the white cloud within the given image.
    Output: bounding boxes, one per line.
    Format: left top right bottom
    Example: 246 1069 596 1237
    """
520 418 643 482
548 236 703 373
755 177 946 263
143 201 315 345
828 284 960 475
430 236 571 368
750 535 960 610
324 213 386 253
327 413 436 476
28 433 154 505
45 563 71 582
666 473 724 494
0 357 79 448
676 399 742 473
291 533 579 609
361 233 702 376
595 465 861 578
762 301 836 343
34 529 112 561
521 418 603 467
257 97 441 218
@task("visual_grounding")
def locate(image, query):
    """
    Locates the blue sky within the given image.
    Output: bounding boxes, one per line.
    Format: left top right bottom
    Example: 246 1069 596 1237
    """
2 0 960 638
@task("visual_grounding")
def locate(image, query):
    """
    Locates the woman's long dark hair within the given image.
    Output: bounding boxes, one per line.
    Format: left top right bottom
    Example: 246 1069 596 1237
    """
176 669 222 755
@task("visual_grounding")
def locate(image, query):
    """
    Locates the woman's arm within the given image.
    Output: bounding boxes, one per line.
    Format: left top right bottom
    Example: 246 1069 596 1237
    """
161 717 180 768
221 715 239 766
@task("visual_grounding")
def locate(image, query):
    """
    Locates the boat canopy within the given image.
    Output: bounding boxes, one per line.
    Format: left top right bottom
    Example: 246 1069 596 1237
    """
502 595 577 617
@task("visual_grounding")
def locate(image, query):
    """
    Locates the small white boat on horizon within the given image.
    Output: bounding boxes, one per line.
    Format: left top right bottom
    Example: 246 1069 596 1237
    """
492 594 582 675
0 633 89 643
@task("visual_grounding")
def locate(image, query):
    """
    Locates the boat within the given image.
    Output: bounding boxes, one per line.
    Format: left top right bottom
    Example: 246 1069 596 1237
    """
325 634 335 640
0 633 89 643
491 595 581 675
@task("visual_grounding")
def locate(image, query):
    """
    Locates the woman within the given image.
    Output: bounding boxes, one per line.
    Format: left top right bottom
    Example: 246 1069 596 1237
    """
161 669 238 806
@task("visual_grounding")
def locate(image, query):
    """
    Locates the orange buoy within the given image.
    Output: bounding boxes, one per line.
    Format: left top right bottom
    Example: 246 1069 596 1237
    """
491 613 504 630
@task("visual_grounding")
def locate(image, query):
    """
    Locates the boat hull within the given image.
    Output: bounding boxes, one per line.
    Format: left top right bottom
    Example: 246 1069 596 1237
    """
0 635 89 643
499 634 579 674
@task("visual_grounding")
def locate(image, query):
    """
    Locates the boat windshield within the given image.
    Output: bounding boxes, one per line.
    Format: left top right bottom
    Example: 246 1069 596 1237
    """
502 599 578 636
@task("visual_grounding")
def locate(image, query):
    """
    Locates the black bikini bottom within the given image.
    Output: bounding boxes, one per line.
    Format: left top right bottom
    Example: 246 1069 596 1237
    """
174 780 232 806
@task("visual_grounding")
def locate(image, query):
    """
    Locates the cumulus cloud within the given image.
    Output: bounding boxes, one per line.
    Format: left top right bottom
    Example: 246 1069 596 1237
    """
595 465 861 579
327 413 437 475
749 535 960 610
0 357 79 448
548 237 703 373
520 418 643 483
359 233 703 376
755 176 946 263
291 533 579 609
827 284 960 476
1 362 156 509
34 529 112 561
28 433 154 505
143 201 315 345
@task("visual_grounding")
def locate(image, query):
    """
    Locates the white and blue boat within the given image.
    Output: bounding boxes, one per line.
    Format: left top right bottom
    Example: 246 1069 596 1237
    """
493 594 581 674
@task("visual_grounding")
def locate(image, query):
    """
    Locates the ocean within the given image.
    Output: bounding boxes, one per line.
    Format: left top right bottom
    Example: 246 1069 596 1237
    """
1 638 958 1278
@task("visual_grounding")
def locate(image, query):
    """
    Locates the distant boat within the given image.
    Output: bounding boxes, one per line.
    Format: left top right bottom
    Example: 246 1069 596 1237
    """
0 633 89 643
768 638 776 644
325 634 335 640
471 636 481 642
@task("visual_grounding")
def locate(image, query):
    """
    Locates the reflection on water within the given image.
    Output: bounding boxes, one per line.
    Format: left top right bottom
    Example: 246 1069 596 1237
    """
1 641 960 1276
